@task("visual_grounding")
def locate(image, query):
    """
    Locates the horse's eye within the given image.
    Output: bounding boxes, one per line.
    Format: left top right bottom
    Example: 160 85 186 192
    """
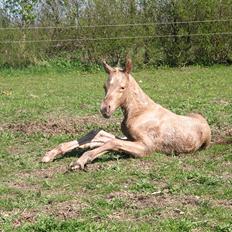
121 87 125 90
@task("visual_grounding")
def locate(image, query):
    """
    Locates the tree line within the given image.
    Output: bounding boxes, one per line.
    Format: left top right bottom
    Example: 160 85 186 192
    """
0 0 232 67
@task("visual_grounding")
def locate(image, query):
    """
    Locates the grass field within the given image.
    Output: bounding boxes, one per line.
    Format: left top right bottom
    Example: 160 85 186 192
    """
0 65 231 232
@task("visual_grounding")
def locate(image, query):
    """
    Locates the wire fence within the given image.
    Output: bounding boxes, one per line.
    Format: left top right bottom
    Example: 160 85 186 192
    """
1 19 232 66
0 18 232 30
1 0 232 66
1 32 232 44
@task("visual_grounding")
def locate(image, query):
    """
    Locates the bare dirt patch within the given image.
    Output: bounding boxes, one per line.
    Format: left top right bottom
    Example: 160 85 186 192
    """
108 191 200 209
211 99 230 106
18 165 68 180
7 181 39 191
11 199 86 228
107 191 232 222
4 115 120 136
13 210 37 228
211 126 232 145
214 199 232 209
33 165 68 178
106 191 200 220
108 211 138 221
42 199 86 220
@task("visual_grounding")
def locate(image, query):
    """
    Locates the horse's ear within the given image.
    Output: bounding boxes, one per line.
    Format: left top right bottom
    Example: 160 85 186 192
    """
102 60 114 74
123 58 132 74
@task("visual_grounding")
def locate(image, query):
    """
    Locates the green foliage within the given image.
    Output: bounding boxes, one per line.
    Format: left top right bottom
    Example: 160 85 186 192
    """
0 0 232 67
214 223 232 232
156 0 232 66
159 219 194 232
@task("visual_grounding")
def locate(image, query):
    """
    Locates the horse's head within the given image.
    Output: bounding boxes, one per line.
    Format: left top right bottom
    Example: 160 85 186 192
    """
100 58 132 118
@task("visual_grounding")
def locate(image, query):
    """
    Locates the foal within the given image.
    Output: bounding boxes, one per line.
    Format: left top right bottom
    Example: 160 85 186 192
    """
42 58 211 170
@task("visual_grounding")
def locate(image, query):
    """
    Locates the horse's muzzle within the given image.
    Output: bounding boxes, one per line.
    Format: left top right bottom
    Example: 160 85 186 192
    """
100 102 112 118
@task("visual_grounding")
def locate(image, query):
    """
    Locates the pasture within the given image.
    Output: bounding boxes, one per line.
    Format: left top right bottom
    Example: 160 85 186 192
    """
0 65 231 231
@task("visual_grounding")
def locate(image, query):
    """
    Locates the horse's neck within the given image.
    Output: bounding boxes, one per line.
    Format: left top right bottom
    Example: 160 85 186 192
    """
121 75 155 119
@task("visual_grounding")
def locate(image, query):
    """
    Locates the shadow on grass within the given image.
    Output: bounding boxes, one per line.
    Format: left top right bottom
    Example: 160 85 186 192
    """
55 148 131 163
55 149 84 161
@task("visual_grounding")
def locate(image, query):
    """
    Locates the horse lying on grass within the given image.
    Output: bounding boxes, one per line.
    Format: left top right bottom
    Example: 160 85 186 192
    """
42 58 211 170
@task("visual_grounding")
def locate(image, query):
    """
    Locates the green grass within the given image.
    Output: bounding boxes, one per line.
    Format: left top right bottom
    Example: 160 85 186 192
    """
0 65 232 231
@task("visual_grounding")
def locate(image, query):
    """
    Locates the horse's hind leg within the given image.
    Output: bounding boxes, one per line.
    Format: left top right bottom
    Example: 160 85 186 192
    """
41 129 116 163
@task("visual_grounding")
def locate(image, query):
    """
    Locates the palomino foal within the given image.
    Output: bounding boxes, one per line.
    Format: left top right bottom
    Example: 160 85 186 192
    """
42 59 211 170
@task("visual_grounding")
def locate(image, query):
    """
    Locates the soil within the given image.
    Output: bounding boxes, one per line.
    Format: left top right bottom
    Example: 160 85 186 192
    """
211 125 232 145
12 199 86 228
4 115 120 136
106 191 200 220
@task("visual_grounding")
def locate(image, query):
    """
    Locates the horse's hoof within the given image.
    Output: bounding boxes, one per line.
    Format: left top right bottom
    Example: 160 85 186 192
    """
41 155 52 163
69 161 85 171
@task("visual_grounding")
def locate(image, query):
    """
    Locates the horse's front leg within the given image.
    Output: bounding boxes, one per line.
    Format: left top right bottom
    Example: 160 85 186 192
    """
41 130 116 163
69 138 148 170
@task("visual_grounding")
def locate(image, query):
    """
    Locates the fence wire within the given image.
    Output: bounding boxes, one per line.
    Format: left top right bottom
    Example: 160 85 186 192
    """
1 31 232 44
0 18 232 30
1 19 232 66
